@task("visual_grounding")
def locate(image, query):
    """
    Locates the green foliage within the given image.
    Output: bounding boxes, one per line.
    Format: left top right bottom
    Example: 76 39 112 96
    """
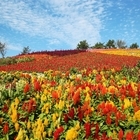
76 40 89 50
0 56 34 66
129 43 139 49
92 42 104 49
21 46 31 55
0 42 7 58
105 40 116 49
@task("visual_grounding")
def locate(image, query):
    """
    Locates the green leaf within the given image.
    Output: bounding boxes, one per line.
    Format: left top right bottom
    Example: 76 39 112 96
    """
30 114 35 121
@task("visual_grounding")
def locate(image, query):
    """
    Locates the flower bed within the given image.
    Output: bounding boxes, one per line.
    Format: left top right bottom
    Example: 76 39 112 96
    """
0 51 140 72
0 62 140 139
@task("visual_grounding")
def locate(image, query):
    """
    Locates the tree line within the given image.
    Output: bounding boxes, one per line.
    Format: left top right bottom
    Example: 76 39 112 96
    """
0 39 139 58
76 39 139 50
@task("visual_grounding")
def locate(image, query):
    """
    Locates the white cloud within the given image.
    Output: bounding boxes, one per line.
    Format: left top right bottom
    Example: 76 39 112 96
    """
0 0 109 49
0 36 22 51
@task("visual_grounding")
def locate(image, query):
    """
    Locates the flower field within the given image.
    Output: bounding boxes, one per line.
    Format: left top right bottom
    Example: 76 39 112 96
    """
0 49 140 140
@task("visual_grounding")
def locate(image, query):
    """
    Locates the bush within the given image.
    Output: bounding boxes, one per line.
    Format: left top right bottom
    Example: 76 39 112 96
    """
0 56 35 66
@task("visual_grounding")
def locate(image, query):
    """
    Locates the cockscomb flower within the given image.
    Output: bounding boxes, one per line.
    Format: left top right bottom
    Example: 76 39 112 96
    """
123 98 132 109
134 110 140 121
23 83 30 93
84 122 91 139
66 127 78 140
3 122 9 135
53 126 64 140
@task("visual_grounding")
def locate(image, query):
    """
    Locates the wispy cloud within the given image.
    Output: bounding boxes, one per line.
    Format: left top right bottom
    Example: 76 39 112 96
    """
0 36 22 51
0 0 109 49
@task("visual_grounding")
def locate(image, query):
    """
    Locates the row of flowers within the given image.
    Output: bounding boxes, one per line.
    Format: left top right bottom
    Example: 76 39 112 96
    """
99 49 140 57
0 63 140 139
0 51 140 72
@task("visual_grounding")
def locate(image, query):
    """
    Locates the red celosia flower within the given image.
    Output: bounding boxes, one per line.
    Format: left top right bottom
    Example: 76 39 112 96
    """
100 132 109 140
125 131 133 140
95 74 102 83
53 126 64 140
77 107 84 121
106 114 111 125
68 108 75 119
3 122 9 135
137 131 140 140
63 114 69 123
118 129 123 140
50 81 57 87
34 80 41 91
2 104 9 113
22 98 36 113
137 83 140 95
23 83 30 93
94 123 99 139
84 122 91 139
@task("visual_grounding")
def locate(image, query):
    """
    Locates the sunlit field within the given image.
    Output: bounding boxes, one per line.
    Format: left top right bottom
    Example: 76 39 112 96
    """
0 49 140 140
97 49 140 57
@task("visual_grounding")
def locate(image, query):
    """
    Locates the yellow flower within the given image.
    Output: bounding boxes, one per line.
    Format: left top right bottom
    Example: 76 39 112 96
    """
48 129 52 137
58 100 64 110
108 86 118 94
75 121 80 131
43 89 48 95
92 69 97 74
36 93 40 99
85 93 91 102
66 127 78 140
124 98 132 109
134 110 140 121
52 113 58 122
41 103 50 114
85 86 90 93
15 122 19 131
15 97 20 106
120 79 126 85
25 135 29 140
16 128 25 140
27 121 31 130
32 118 45 140
11 109 18 123
0 118 3 125
130 82 137 91
44 118 48 126
41 94 47 102
43 131 47 138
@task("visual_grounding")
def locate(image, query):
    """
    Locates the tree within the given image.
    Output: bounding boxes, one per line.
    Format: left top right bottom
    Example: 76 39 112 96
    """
92 42 104 49
0 42 7 58
105 40 116 49
21 46 31 54
76 40 89 50
116 40 127 49
129 43 139 49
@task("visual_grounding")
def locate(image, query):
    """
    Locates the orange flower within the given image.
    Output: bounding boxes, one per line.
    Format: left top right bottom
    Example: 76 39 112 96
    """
23 83 30 93
72 90 80 105
52 91 59 100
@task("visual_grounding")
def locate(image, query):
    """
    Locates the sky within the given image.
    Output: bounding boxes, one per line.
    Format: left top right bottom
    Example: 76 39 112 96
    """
0 0 140 57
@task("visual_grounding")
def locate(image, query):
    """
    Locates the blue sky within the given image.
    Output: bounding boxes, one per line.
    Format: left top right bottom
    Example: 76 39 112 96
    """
0 0 140 56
